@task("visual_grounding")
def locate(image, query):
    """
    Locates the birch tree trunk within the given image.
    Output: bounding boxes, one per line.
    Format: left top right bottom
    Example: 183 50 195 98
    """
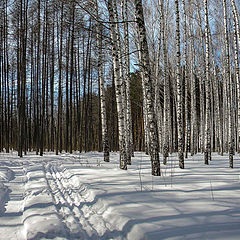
190 36 197 155
188 2 197 155
134 25 150 155
121 0 134 159
196 1 206 154
111 0 130 164
160 0 170 165
175 0 184 169
204 0 211 165
154 0 163 155
209 32 222 154
231 0 240 45
154 29 162 156
183 0 190 158
108 0 127 170
134 0 160 176
114 0 131 164
96 0 110 162
223 0 234 168
231 0 240 153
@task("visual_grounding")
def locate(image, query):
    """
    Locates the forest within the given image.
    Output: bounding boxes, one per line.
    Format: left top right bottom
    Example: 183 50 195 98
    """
0 0 240 239
0 0 239 176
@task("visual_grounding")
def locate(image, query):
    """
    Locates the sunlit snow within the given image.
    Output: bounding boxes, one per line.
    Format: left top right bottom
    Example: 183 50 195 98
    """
0 152 240 239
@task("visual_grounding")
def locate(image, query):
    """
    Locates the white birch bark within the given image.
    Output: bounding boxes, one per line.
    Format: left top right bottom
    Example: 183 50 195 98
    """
160 0 170 164
134 17 150 155
231 0 240 153
196 1 206 153
189 21 197 155
231 0 240 45
217 43 228 153
204 0 212 165
175 0 184 168
223 0 234 168
112 0 129 165
154 0 162 155
107 0 127 170
209 32 222 155
188 2 197 155
121 0 134 161
134 0 160 176
95 0 110 162
183 0 190 158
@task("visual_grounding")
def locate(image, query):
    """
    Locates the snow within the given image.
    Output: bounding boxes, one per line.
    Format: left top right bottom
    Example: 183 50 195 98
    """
0 151 240 239
0 166 13 215
0 183 9 215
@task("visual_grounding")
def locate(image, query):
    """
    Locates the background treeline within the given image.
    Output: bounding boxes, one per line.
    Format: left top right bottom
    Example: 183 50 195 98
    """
0 0 145 155
0 0 239 175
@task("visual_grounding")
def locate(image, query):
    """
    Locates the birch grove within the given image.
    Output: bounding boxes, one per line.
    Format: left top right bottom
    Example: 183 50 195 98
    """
0 0 239 175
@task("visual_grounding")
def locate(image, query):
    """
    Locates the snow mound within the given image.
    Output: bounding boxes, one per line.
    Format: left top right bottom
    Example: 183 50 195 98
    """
22 163 69 239
23 209 68 240
59 165 132 239
0 167 15 181
0 183 10 215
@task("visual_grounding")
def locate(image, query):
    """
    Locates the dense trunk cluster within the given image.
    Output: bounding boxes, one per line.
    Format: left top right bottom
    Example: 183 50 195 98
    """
0 0 239 174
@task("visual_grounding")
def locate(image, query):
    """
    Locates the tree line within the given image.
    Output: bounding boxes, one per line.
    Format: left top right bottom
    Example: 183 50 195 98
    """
0 0 239 175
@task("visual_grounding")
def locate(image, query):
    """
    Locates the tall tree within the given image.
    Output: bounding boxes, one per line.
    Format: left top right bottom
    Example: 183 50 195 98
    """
56 2 64 155
108 0 127 170
231 0 240 153
69 1 75 154
134 0 160 176
96 0 110 162
204 0 211 165
160 0 170 165
121 0 134 161
223 0 234 167
175 0 184 168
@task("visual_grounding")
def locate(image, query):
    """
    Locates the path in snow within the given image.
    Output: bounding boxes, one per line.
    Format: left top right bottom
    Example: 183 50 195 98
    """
44 163 94 239
44 163 119 240
0 155 118 240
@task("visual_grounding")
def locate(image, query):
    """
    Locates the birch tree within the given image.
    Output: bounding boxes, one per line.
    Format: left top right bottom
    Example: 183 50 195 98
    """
175 0 184 168
183 0 190 158
121 0 134 160
112 0 130 165
231 0 240 153
159 0 170 165
204 0 211 165
223 0 234 167
108 0 127 170
134 0 160 176
96 0 110 162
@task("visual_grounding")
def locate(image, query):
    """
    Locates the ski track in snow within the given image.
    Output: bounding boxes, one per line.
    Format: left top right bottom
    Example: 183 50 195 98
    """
45 163 101 239
44 163 124 240
0 154 123 240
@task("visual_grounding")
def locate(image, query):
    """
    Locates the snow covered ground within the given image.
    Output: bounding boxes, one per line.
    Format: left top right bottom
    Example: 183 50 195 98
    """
0 151 240 240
